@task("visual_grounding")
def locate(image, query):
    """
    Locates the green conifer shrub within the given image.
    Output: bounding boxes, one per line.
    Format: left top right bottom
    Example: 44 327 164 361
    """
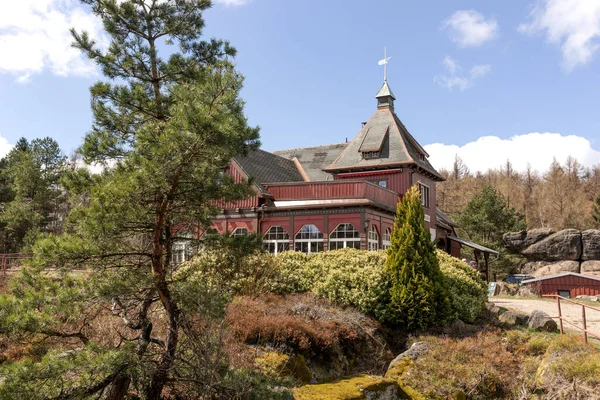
436 250 487 323
383 186 453 329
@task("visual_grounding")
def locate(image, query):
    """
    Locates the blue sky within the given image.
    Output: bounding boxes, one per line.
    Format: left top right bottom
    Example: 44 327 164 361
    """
1 0 599 172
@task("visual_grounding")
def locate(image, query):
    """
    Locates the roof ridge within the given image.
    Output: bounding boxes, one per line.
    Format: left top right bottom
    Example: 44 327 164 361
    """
273 143 347 153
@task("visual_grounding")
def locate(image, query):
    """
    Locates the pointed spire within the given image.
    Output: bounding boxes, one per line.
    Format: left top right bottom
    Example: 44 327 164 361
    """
376 81 395 109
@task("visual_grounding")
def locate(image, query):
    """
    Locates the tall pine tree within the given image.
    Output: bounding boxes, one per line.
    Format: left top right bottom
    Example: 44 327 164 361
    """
0 1 259 398
384 185 452 330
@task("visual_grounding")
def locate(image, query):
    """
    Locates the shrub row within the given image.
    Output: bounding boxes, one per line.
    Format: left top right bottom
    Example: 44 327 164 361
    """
183 247 488 325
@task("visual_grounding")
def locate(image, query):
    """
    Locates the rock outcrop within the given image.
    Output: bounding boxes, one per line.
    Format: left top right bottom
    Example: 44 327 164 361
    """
503 229 600 277
581 260 600 275
520 229 581 261
532 261 580 278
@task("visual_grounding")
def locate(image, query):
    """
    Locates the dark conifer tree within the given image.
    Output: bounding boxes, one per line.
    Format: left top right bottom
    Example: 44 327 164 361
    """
385 185 452 330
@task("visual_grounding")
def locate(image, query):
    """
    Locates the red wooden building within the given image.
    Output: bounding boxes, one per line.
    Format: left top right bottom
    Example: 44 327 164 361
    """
522 273 600 298
172 79 491 266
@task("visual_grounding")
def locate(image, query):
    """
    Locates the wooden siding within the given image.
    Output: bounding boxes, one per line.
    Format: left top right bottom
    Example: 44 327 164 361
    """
528 275 600 297
335 169 411 193
264 180 399 210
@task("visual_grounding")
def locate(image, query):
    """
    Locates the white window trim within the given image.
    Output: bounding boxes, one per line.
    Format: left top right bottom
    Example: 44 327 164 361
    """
418 182 430 209
263 226 290 255
367 225 379 251
294 225 324 254
382 228 391 250
329 223 361 250
231 227 249 237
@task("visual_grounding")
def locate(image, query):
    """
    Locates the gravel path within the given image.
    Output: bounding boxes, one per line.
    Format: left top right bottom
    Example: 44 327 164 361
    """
490 297 600 339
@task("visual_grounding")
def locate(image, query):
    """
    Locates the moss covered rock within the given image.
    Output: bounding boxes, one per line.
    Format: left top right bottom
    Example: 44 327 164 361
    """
293 375 409 400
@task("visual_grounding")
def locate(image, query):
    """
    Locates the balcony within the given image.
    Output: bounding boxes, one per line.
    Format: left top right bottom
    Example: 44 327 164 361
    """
263 180 400 211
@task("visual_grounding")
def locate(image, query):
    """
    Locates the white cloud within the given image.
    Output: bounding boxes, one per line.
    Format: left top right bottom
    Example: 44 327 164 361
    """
434 56 491 91
442 10 498 47
0 0 106 81
0 135 13 159
214 0 250 6
519 0 600 70
425 133 600 173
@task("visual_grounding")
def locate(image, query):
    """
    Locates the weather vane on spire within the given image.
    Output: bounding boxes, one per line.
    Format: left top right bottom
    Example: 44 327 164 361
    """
378 47 392 82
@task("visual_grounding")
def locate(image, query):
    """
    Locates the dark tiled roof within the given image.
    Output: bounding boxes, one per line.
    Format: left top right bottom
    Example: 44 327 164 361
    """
273 143 347 181
234 149 304 192
323 107 444 181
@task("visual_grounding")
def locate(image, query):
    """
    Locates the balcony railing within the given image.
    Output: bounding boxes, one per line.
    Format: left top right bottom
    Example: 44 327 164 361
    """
264 180 400 210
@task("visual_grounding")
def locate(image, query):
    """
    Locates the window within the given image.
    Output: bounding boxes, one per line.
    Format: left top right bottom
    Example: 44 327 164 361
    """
329 223 361 250
231 227 249 237
170 231 194 266
382 228 391 250
378 180 387 188
367 225 379 251
558 290 570 299
294 224 324 254
362 151 380 159
200 227 219 239
418 183 430 208
264 226 290 255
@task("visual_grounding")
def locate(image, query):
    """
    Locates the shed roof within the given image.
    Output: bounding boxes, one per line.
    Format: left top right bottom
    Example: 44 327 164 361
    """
522 272 600 284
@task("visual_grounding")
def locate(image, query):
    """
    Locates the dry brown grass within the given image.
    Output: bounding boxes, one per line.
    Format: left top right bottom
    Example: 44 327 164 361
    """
225 293 393 380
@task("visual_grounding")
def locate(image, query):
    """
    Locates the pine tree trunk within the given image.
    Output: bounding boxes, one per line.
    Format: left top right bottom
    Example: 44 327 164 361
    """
145 219 180 399
104 376 130 400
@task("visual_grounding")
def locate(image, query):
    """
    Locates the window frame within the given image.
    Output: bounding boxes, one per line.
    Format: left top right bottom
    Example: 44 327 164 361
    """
418 182 430 209
294 224 324 254
231 227 249 237
263 226 290 255
170 231 194 266
382 228 391 250
328 223 361 250
362 151 380 159
367 225 379 251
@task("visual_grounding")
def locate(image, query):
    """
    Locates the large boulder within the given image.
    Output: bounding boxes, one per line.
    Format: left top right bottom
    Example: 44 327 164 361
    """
499 311 528 326
580 260 600 276
522 229 582 261
533 261 580 278
581 230 600 260
520 261 552 275
503 229 555 252
528 310 558 332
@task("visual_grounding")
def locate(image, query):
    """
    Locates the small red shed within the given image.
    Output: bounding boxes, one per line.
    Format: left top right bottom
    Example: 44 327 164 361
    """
522 272 600 298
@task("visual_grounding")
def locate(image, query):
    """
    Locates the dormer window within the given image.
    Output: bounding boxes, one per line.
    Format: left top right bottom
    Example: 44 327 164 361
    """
419 154 425 161
362 151 380 159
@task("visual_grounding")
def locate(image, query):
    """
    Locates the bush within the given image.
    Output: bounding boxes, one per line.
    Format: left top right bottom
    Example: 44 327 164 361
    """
274 249 389 317
274 248 486 325
436 250 487 323
182 244 487 326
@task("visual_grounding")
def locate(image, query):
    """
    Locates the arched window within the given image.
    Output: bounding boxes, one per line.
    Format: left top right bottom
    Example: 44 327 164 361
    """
368 225 379 251
171 231 194 266
382 228 391 250
231 227 249 237
200 227 219 239
264 226 290 255
329 223 361 250
294 224 324 254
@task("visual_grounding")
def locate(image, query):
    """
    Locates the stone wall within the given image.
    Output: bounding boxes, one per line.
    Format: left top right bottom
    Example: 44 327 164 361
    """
503 229 600 278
